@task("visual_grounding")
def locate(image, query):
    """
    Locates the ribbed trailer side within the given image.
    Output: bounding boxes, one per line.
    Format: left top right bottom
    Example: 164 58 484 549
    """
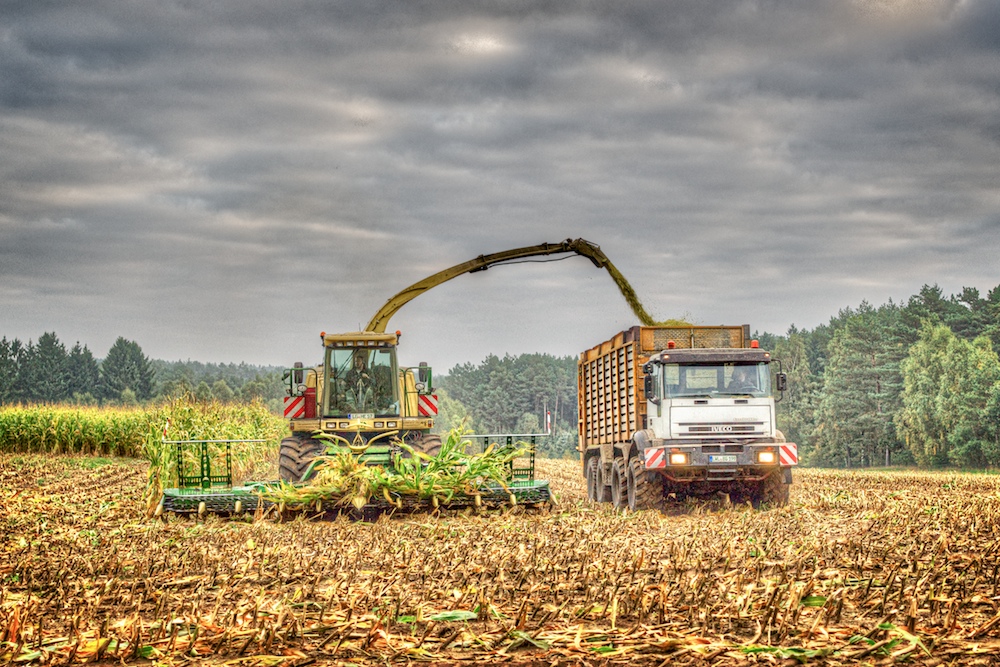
578 325 751 450
578 328 641 449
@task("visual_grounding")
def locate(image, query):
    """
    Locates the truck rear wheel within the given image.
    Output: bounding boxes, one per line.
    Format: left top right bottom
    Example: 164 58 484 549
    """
610 455 628 510
279 436 326 483
586 456 609 503
626 457 661 511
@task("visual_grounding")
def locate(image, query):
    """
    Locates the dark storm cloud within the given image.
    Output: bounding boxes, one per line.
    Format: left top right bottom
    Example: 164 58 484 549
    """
2 0 998 368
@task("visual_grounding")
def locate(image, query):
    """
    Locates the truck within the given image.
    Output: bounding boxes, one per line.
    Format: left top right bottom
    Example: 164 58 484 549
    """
579 325 797 511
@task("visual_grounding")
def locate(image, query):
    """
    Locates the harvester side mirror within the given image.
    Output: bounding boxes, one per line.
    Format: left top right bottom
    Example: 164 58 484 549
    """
293 362 304 385
417 362 432 393
775 372 787 393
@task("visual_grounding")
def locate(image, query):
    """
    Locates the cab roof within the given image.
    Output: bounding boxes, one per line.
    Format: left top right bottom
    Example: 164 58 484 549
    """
321 331 398 347
651 348 772 364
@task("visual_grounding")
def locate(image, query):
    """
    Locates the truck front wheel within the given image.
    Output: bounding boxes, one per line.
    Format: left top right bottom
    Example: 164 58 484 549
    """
626 457 661 511
279 436 326 483
751 469 790 508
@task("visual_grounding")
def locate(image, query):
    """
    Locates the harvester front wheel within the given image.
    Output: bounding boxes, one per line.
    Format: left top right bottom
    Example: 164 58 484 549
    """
279 436 326 483
609 455 628 510
411 433 442 458
626 457 661 511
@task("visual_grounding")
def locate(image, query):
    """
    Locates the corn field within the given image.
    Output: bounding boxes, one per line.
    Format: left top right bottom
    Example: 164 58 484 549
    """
0 399 284 514
3 454 1000 666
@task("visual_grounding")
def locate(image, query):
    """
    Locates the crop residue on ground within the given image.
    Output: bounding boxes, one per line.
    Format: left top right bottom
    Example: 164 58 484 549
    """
2 456 1000 665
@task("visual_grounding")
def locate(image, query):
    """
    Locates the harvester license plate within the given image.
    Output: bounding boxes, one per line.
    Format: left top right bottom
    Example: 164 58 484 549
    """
708 454 738 464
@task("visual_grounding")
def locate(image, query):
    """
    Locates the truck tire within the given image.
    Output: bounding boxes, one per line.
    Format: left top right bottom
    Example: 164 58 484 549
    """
586 455 610 503
626 457 660 511
609 455 628 510
279 436 326 483
752 469 789 508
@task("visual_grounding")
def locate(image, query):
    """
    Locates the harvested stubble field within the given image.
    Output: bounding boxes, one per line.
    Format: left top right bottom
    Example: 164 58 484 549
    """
3 456 1000 666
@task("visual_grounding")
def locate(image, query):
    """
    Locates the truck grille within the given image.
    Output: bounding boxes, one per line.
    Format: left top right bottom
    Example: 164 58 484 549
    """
676 422 766 437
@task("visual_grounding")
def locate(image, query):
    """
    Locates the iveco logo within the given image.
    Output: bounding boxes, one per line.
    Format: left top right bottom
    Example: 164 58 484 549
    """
711 425 734 432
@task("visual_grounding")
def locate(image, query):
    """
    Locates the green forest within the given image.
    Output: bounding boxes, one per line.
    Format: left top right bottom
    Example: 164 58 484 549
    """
758 283 1000 469
3 282 1000 466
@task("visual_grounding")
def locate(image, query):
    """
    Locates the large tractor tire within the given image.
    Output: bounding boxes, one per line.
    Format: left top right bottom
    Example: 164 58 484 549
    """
410 433 442 458
626 456 661 511
751 469 790 508
278 436 327 483
586 455 610 503
609 455 628 510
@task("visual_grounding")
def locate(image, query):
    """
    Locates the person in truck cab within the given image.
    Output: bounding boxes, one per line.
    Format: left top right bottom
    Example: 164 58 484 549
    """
727 368 756 392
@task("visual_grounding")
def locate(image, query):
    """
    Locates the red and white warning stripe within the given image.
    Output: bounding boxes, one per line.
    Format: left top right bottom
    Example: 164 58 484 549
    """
644 447 666 469
779 443 798 466
283 395 306 419
418 394 439 417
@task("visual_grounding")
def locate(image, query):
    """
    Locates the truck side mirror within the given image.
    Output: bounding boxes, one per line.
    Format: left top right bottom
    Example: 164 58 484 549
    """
775 372 787 392
643 374 660 404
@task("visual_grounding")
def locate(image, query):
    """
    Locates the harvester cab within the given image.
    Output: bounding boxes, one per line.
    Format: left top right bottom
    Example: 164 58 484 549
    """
280 330 441 482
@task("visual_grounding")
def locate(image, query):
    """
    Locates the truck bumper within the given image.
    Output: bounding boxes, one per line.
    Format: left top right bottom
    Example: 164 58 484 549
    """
643 442 797 483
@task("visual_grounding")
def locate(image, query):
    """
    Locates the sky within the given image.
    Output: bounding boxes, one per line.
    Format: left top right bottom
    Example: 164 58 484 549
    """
2 0 999 374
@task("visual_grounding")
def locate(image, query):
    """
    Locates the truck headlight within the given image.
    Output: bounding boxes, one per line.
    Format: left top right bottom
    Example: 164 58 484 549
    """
669 452 689 465
756 450 777 464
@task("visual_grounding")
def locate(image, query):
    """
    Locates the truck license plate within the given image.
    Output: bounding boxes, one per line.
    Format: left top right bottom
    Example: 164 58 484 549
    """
708 454 738 464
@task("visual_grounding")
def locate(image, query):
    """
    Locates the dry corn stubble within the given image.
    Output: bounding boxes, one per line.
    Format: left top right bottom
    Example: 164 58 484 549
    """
3 455 1000 666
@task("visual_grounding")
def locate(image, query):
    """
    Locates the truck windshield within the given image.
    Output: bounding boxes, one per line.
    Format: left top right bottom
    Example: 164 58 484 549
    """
327 348 399 416
661 362 771 397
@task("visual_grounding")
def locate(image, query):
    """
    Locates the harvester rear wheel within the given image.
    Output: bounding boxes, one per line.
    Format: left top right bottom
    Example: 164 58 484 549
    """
609 455 628 510
279 436 326 483
626 456 661 511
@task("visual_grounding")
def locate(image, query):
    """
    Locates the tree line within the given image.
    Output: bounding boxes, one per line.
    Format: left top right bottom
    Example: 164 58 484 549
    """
435 353 579 458
0 333 285 408
763 283 1000 468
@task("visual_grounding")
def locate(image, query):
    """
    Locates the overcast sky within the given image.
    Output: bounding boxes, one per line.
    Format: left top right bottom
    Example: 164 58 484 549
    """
2 0 999 373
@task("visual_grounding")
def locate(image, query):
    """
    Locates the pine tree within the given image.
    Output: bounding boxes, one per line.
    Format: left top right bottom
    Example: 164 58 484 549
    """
813 303 907 467
66 342 100 400
100 337 154 401
0 338 20 404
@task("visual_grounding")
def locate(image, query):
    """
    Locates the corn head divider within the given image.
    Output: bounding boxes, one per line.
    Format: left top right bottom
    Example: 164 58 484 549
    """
157 432 551 519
